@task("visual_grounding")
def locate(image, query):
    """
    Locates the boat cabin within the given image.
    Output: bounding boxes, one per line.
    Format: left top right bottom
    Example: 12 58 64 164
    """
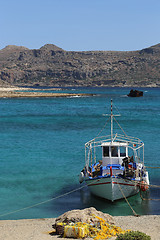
98 142 128 176
101 142 128 166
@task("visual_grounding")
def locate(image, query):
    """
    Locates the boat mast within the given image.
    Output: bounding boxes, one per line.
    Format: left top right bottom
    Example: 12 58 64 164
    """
111 99 113 142
104 99 120 142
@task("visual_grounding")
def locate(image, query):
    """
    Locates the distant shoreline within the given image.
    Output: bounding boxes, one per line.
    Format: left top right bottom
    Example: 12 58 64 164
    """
0 87 93 98
0 85 159 98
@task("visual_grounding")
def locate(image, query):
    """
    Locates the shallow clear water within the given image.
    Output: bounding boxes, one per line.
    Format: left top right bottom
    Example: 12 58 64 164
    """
0 87 160 220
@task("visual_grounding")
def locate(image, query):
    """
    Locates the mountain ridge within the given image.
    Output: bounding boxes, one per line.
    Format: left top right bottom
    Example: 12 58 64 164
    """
0 43 160 87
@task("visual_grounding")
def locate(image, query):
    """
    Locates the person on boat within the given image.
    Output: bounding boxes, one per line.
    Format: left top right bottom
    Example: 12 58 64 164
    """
92 160 102 177
122 156 134 177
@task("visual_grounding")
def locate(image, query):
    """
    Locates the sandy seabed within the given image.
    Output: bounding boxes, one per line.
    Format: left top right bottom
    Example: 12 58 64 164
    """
0 215 159 240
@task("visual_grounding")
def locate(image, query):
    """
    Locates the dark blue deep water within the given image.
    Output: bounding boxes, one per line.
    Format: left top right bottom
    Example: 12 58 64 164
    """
0 87 160 220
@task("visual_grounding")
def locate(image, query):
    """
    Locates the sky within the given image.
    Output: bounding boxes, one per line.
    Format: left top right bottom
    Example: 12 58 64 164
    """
1 0 160 51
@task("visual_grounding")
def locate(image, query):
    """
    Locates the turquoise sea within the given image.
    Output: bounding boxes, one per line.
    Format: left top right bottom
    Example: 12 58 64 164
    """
0 87 160 220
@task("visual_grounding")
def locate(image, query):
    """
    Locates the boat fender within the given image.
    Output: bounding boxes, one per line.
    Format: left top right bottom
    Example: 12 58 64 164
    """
140 181 149 191
79 171 84 183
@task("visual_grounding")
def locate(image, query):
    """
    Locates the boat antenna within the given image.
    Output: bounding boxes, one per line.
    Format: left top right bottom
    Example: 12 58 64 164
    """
103 99 120 142
111 99 113 142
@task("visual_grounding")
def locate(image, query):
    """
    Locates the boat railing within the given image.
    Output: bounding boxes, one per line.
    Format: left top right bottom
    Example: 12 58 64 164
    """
85 133 144 167
85 133 144 150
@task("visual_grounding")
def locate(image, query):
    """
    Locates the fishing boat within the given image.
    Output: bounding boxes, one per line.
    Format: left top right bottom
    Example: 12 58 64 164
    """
79 100 149 201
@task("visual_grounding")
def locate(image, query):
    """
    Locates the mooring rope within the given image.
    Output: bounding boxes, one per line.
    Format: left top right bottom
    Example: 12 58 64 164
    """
139 181 160 201
146 166 160 169
127 178 160 189
114 175 139 217
120 177 160 201
0 177 102 218
140 190 160 201
0 184 88 218
1 172 160 218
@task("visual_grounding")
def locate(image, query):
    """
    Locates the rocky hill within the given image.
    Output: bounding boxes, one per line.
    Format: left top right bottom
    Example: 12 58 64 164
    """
0 43 160 87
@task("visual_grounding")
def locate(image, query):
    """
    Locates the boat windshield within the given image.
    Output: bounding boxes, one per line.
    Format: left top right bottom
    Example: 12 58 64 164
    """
111 146 118 157
103 146 109 157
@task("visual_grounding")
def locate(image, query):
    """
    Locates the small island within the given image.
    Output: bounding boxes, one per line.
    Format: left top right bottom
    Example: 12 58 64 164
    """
128 89 143 97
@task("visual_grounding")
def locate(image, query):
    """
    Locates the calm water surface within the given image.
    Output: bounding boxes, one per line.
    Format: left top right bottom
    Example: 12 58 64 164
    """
0 87 159 220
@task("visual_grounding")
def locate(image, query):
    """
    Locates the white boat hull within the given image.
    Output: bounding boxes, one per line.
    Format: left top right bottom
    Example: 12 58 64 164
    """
85 176 139 201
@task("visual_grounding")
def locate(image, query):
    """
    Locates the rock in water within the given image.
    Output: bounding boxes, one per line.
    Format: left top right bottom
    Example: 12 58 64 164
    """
128 89 143 97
